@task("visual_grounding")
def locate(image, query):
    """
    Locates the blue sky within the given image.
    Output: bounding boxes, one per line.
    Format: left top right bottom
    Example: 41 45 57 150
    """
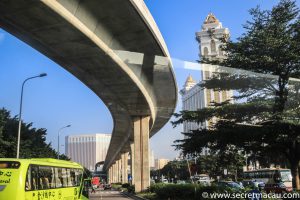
0 0 297 159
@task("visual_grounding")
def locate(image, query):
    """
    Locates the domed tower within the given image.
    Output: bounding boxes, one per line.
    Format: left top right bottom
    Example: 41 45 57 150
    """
180 74 196 95
196 13 229 60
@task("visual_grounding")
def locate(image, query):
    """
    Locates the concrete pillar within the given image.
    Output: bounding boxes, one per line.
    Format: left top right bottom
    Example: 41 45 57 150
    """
130 143 135 185
110 167 112 184
110 167 113 184
110 164 115 183
119 159 122 183
122 153 128 184
115 163 118 183
113 163 117 183
117 159 121 183
133 116 150 192
108 168 111 184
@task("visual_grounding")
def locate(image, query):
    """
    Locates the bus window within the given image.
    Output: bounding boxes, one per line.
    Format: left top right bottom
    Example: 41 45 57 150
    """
54 168 62 188
0 161 20 169
32 166 38 190
38 166 55 189
66 169 73 187
75 169 83 186
70 169 81 187
280 170 292 182
25 167 32 191
273 170 281 182
26 165 39 191
61 168 68 187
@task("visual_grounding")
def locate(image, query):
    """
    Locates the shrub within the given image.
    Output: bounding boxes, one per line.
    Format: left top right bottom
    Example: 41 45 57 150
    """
149 183 228 200
127 185 135 194
112 183 122 190
122 183 130 188
153 184 196 200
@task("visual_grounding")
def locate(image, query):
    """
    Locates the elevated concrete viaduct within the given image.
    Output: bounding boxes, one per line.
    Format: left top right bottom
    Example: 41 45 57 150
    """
0 0 177 192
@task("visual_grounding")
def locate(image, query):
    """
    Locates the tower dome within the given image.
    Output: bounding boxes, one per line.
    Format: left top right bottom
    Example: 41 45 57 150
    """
204 13 219 24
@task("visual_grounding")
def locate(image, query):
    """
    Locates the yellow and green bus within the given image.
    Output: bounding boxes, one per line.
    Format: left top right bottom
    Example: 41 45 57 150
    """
0 158 89 200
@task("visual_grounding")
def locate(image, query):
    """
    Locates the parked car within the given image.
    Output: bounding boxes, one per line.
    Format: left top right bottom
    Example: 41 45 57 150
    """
193 174 211 186
197 179 211 186
216 181 244 191
242 180 265 190
162 178 169 183
176 180 187 184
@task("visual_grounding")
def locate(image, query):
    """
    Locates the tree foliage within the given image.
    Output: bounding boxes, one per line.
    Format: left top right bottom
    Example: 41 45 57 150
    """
173 0 300 189
0 108 67 159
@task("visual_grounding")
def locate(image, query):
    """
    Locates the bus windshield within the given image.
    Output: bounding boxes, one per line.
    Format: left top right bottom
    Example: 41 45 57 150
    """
280 170 292 182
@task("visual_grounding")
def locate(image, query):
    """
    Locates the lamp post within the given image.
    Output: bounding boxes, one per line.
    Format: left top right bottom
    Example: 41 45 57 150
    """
16 73 47 159
57 125 71 159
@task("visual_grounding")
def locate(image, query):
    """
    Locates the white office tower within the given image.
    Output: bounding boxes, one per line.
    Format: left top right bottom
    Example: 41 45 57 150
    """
65 133 111 171
181 13 233 140
180 75 206 133
149 150 155 169
155 159 170 170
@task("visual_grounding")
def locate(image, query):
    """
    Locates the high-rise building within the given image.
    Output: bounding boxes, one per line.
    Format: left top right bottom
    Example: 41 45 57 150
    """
149 149 155 170
181 13 233 135
65 133 111 171
155 158 169 170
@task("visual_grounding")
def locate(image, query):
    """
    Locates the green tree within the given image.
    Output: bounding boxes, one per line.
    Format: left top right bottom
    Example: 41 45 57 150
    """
160 160 190 181
0 108 59 158
173 0 300 189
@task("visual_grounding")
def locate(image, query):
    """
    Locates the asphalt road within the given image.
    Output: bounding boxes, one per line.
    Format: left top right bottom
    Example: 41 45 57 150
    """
89 190 135 200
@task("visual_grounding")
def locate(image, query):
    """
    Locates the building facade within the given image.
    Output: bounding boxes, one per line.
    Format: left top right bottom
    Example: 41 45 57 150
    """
155 158 169 170
65 133 111 171
150 150 155 170
181 13 233 135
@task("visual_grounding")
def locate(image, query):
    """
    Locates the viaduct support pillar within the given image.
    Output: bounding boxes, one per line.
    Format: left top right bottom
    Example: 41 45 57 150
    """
111 164 114 183
113 163 117 183
110 167 113 184
116 160 119 183
108 167 111 184
122 153 128 184
130 143 135 185
133 116 150 192
118 159 122 183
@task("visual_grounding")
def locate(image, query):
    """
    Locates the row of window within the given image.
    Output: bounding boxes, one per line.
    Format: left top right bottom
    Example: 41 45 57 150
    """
243 171 280 179
68 137 111 143
202 41 223 57
25 165 83 191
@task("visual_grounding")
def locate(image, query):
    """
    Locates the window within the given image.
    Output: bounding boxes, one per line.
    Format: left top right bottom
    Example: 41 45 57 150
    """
219 46 223 56
70 169 83 187
66 169 73 187
25 167 31 191
280 170 292 182
61 168 68 187
25 165 82 191
38 166 55 189
25 165 38 191
211 40 216 53
203 47 209 57
54 168 62 188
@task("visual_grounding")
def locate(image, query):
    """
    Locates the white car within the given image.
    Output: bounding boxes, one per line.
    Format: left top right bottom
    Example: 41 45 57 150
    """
162 178 169 183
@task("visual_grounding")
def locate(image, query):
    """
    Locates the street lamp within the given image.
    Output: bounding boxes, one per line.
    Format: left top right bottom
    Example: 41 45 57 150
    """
16 73 47 159
57 125 71 159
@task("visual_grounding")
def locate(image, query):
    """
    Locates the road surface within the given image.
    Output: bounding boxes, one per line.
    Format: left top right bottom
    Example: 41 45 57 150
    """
89 190 135 200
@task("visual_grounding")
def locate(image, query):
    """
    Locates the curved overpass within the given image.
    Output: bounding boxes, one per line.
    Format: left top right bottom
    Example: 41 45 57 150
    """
0 0 177 191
